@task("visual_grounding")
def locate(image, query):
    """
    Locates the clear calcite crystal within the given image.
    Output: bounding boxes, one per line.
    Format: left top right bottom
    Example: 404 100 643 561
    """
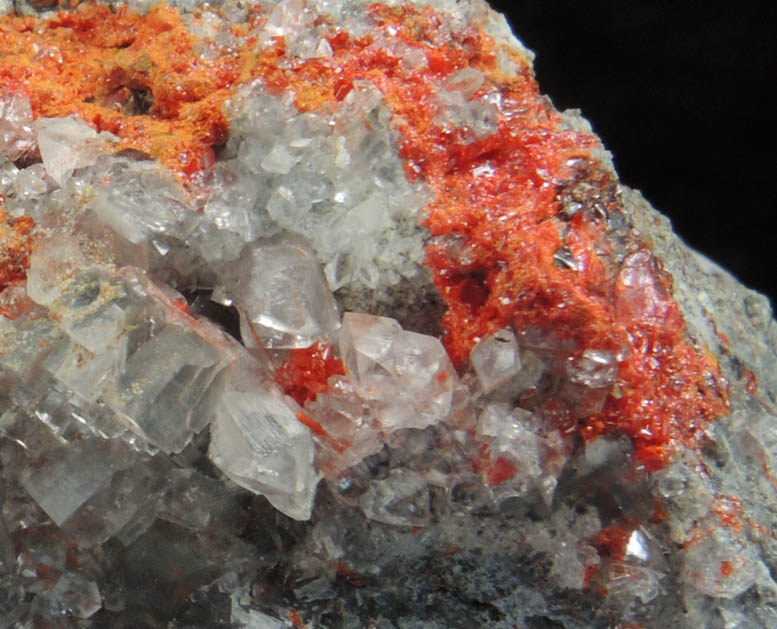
208 364 320 521
470 327 521 393
87 156 197 250
0 1 775 627
0 90 35 162
217 235 340 349
35 117 118 186
339 312 456 431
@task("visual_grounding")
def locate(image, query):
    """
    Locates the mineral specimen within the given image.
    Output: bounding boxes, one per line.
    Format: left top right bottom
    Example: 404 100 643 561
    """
0 0 775 627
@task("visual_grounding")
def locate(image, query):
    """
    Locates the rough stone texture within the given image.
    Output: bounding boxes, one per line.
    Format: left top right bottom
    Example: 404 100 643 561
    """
0 1 775 628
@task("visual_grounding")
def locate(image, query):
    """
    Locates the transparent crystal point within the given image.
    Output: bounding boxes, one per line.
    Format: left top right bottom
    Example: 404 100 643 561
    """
0 90 36 161
26 237 87 308
110 324 224 453
682 528 762 599
208 365 319 520
470 327 521 393
223 236 340 349
359 468 431 527
35 116 118 185
339 312 456 431
23 439 116 528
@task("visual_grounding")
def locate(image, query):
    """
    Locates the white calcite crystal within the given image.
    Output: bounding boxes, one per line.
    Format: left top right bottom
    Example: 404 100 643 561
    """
217 236 340 349
35 117 118 185
224 79 430 297
0 1 774 628
208 365 320 521
339 312 456 431
470 327 521 393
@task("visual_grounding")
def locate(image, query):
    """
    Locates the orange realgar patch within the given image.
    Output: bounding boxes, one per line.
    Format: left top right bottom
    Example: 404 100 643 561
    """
471 443 518 487
338 4 728 472
591 523 632 562
719 560 734 578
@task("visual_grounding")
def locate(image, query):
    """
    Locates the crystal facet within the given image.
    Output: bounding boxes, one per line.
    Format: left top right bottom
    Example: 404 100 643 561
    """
0 1 772 627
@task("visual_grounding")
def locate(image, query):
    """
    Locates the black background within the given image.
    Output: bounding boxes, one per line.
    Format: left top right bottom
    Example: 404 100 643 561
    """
489 1 776 307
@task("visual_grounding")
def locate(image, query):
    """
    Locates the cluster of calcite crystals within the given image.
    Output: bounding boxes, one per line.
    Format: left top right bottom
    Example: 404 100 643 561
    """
1 0 777 627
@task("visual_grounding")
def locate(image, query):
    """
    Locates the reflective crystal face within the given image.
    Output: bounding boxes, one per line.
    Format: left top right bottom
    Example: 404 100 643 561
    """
35 117 118 185
470 327 521 393
208 367 320 520
0 1 772 627
339 312 456 431
222 236 340 349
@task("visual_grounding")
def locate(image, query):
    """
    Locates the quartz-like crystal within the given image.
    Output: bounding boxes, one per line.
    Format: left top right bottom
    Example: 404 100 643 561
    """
339 312 456 431
35 117 118 185
207 363 319 520
0 90 35 161
470 327 521 393
0 1 774 627
219 236 340 349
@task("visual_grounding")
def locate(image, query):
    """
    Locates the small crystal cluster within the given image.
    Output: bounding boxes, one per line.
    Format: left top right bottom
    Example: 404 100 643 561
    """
1 1 776 627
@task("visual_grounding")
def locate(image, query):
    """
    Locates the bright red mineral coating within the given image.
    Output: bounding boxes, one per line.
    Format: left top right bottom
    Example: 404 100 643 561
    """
257 4 729 470
471 444 518 487
328 5 729 471
591 523 632 562
275 343 346 407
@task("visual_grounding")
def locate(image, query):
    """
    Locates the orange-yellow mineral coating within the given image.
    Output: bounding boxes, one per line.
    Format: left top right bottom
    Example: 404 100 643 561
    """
0 3 258 178
0 206 34 296
0 2 730 471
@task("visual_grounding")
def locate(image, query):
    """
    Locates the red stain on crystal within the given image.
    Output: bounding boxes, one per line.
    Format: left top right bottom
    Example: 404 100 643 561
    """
719 560 734 577
275 343 346 407
0 280 35 320
471 444 517 486
682 532 706 549
592 524 631 561
335 561 368 586
0 208 35 299
34 562 58 584
759 451 777 494
297 410 329 438
171 299 189 314
288 609 305 627
713 495 744 532
650 497 669 523
583 564 599 588
486 456 517 486
743 367 758 395
296 409 346 454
